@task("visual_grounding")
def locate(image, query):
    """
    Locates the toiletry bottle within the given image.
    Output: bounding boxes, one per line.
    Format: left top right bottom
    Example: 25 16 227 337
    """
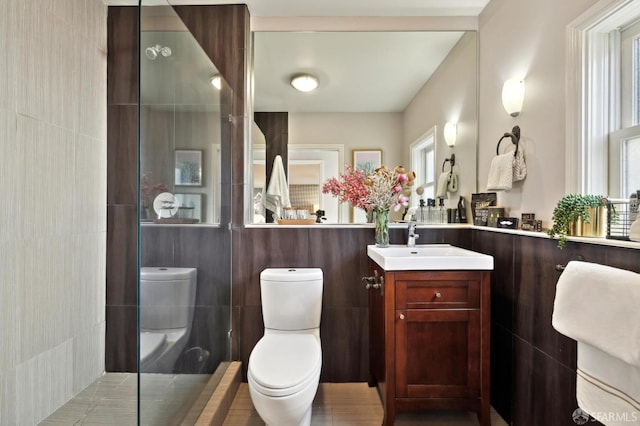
438 198 447 224
418 199 426 223
427 198 435 224
457 196 467 223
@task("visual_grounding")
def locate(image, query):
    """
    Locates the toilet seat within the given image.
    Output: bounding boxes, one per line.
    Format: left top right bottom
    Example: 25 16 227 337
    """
248 334 321 397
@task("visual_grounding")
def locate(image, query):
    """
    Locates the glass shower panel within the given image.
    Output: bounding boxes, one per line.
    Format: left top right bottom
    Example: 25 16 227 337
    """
138 2 232 424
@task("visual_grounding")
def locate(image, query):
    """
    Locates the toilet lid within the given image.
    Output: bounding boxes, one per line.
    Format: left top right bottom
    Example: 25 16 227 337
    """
140 332 167 363
248 334 321 390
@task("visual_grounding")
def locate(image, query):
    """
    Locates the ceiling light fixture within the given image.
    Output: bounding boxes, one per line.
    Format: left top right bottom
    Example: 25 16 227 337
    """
210 74 222 90
290 74 319 92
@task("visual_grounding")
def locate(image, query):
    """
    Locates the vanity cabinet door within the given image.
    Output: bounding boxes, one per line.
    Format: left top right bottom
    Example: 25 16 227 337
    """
394 307 480 399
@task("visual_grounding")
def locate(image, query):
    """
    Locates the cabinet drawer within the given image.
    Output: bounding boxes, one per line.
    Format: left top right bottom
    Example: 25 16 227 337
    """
395 279 480 310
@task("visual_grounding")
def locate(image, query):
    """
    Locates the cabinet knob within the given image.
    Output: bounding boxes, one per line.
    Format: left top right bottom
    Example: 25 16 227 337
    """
399 314 405 320
435 292 442 298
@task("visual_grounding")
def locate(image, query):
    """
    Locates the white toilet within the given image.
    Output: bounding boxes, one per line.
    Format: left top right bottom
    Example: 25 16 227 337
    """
248 268 323 426
139 267 197 373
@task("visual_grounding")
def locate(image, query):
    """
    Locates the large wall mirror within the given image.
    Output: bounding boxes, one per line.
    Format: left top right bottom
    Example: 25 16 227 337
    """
250 30 478 224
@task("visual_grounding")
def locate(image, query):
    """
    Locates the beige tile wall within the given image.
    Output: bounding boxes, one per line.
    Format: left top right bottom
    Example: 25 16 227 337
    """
0 0 107 424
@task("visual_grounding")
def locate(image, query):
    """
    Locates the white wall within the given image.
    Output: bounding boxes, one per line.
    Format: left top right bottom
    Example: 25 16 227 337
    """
289 112 404 169
0 0 107 424
478 0 600 225
403 32 478 211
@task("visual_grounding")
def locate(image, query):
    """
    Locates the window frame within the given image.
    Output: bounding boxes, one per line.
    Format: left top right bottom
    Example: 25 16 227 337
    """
566 0 640 196
410 126 437 208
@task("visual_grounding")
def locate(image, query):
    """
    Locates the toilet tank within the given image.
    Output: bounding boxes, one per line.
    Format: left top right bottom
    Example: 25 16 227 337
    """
260 268 323 331
140 267 197 330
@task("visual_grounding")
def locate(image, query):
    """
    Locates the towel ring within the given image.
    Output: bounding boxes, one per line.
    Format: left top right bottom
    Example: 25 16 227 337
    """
442 153 455 172
496 125 521 156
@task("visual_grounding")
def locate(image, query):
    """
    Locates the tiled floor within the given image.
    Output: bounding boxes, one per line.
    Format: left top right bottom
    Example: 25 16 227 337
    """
40 373 210 425
42 377 508 425
225 383 508 425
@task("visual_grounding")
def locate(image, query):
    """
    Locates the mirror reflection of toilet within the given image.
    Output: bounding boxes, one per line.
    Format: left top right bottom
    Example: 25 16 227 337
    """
248 268 323 426
139 267 197 373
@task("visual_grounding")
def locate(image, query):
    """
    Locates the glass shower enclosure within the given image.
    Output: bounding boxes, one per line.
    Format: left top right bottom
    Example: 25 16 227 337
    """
138 2 232 423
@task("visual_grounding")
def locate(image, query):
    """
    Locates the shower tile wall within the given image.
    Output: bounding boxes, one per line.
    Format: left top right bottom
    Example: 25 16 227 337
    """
0 0 107 424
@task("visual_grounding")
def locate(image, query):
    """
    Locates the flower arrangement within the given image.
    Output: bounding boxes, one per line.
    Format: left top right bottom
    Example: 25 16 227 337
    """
322 164 416 213
322 164 415 247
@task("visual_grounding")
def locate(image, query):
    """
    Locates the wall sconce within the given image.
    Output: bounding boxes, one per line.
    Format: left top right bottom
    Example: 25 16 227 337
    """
290 74 319 92
502 79 525 117
210 74 222 90
444 122 457 147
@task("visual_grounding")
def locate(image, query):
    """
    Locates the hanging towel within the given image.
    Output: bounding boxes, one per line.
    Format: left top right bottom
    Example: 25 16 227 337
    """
436 172 449 198
486 153 514 191
513 147 527 182
447 172 458 193
262 155 291 220
552 261 640 367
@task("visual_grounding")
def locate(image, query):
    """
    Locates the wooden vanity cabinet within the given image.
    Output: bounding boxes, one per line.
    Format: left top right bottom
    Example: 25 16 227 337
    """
367 260 491 425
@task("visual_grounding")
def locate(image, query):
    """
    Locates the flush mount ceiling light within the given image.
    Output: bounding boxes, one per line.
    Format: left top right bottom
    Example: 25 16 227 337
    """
210 74 222 90
290 74 319 92
502 79 525 117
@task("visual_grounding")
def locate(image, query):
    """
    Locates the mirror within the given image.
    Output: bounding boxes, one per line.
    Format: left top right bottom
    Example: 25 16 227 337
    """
251 30 478 224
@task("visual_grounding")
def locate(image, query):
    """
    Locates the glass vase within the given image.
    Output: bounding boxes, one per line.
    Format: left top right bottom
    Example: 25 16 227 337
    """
374 208 390 247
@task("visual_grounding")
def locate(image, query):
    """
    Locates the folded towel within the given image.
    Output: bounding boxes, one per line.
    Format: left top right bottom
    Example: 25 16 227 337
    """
486 153 514 191
436 172 449 198
552 261 640 367
262 155 291 220
447 172 458 193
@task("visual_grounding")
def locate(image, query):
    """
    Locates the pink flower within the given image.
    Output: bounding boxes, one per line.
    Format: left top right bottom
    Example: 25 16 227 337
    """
323 164 415 212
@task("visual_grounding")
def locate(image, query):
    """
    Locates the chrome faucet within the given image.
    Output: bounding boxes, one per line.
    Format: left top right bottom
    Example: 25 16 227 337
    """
407 222 419 247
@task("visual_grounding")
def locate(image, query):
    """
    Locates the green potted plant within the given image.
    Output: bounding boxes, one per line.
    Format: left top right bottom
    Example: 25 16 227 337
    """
547 194 608 249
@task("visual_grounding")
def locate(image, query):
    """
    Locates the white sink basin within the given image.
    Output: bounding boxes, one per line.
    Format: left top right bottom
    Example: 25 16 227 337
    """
367 244 494 271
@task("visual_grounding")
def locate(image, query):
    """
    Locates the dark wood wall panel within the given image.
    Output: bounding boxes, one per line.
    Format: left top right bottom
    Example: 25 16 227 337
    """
106 7 139 372
482 231 631 425
107 7 139 105
255 112 289 183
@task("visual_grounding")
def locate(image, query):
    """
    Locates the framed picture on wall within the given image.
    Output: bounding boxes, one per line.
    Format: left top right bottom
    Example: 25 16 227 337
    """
351 149 383 222
175 149 203 186
352 149 383 174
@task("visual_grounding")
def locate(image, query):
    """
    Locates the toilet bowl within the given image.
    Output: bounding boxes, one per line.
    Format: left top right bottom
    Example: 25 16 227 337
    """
139 267 197 373
248 268 323 426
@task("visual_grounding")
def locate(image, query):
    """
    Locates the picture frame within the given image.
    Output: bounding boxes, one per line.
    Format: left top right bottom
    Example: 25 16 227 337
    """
351 149 383 222
175 149 203 186
175 193 203 222
352 149 383 175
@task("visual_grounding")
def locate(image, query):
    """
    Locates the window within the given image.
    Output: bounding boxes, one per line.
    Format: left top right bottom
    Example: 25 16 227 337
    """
410 127 436 208
567 0 640 198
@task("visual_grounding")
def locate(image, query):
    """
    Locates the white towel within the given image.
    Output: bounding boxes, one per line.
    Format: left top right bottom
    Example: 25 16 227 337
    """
552 261 640 367
447 172 458 193
436 172 449 198
486 153 514 191
262 155 291 220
